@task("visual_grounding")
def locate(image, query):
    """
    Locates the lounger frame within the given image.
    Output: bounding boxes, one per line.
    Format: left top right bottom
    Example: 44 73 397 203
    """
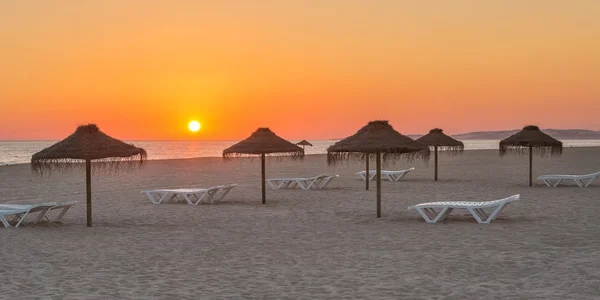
142 184 238 205
267 175 339 190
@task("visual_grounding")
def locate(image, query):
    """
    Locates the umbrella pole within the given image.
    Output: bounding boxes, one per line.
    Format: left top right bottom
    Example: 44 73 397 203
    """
376 149 381 218
261 153 266 204
529 145 533 187
85 158 92 227
365 153 369 190
434 145 438 181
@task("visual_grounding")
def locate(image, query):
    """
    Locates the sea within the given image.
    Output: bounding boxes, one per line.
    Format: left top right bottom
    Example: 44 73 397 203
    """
1 140 600 166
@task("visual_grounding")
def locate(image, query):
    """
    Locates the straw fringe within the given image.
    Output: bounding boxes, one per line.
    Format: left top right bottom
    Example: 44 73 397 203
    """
327 148 430 165
31 153 147 175
222 151 304 161
499 144 563 157
428 145 464 155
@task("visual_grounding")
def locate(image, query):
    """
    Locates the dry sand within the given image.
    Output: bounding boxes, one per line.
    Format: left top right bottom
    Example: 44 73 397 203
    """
1 148 600 299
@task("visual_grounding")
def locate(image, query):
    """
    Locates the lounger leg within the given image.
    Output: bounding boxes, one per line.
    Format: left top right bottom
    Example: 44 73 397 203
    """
584 176 597 187
543 179 563 187
416 207 452 223
215 188 232 202
207 189 221 203
146 191 175 204
51 206 73 223
180 194 196 205
302 179 317 190
415 208 434 223
144 192 160 204
33 207 52 224
192 191 211 205
319 178 332 189
467 208 486 223
1 215 10 228
484 204 506 223
467 205 505 224
14 211 31 228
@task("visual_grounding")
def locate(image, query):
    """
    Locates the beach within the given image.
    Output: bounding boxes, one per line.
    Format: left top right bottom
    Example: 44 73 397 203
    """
1 148 600 299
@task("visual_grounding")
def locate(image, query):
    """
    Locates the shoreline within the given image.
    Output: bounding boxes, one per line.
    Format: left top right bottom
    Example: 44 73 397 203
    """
3 146 600 168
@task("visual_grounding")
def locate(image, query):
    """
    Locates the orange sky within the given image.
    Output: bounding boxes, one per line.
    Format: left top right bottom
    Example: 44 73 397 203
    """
1 1 599 140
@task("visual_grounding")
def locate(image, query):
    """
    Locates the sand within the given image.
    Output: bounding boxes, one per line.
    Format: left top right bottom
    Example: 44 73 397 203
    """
1 148 600 299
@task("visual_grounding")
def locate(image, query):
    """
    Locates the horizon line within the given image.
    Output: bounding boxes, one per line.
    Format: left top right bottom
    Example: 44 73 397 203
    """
1 128 599 142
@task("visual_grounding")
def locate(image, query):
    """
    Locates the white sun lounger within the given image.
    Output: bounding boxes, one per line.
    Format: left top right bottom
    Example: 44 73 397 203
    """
408 194 520 224
537 171 600 187
142 184 237 205
355 168 415 182
0 202 58 227
267 174 339 190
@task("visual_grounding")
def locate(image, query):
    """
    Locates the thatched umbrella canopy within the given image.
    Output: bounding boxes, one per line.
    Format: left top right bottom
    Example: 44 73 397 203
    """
223 128 304 204
499 125 562 186
416 128 464 181
296 140 313 150
327 120 429 218
31 124 146 227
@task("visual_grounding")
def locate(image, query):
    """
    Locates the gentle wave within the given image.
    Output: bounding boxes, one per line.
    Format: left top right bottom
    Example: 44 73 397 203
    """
1 139 600 166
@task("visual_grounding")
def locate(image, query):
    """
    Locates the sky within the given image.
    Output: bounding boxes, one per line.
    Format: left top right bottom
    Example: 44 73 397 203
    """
1 1 599 140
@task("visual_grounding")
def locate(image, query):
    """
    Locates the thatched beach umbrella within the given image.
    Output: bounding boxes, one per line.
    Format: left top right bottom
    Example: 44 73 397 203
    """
416 128 464 181
327 121 429 218
223 128 304 204
500 125 562 187
31 124 146 227
296 140 313 150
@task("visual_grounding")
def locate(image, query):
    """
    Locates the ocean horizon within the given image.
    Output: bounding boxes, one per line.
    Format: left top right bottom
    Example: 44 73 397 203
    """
2 139 600 166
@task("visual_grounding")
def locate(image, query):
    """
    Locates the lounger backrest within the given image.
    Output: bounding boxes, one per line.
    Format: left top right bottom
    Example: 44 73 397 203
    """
496 194 520 204
586 171 600 177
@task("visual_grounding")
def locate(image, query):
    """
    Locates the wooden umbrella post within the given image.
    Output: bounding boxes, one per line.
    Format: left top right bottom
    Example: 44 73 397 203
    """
529 145 533 187
365 153 369 190
261 153 266 204
85 158 92 227
434 145 439 181
376 149 382 218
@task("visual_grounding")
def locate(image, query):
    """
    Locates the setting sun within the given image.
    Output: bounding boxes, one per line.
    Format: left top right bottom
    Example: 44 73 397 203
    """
188 121 201 132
